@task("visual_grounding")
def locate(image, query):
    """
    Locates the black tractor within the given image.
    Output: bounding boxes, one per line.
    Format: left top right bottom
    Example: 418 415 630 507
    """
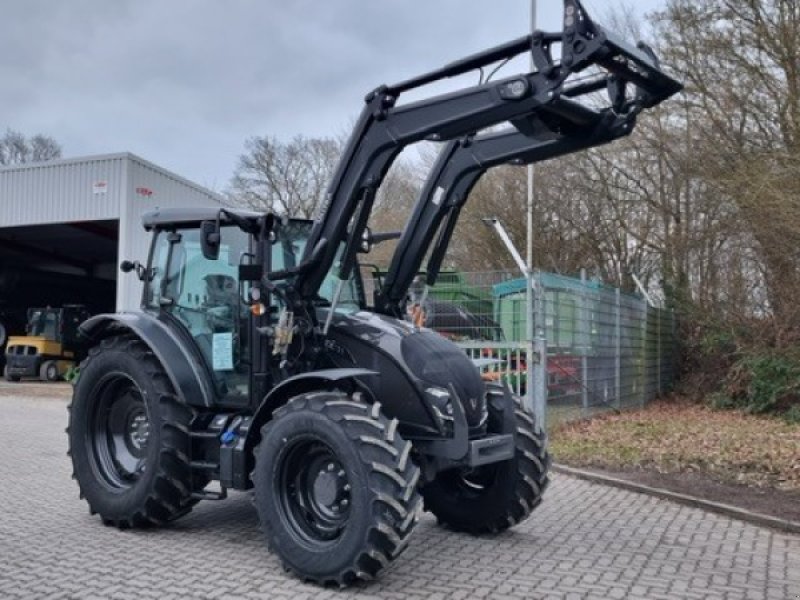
67 0 681 585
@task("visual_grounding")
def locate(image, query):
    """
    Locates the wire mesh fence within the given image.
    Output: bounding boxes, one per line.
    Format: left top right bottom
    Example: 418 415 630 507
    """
377 269 676 426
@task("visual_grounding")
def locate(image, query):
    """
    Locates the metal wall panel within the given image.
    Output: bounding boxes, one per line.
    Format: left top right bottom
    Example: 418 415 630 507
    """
0 153 223 312
0 154 127 227
117 155 222 310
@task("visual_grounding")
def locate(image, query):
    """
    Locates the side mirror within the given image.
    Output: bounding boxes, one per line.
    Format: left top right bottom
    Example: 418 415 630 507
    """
120 260 147 281
201 220 221 260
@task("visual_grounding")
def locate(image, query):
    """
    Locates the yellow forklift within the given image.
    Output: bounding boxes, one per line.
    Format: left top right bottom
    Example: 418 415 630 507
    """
4 305 89 382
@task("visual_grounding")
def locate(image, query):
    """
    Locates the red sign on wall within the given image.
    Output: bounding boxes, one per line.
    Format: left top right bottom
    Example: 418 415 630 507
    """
136 187 154 197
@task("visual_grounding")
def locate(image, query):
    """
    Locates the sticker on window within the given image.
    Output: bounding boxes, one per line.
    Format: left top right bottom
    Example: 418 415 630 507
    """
212 332 234 371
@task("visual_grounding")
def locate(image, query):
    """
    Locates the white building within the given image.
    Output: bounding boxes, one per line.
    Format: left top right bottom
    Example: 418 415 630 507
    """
0 153 222 313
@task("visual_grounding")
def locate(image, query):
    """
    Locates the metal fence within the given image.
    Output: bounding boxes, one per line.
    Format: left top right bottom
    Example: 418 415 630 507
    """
403 270 675 426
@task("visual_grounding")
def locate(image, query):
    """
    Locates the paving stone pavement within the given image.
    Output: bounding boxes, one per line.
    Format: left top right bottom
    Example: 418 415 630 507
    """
1 389 799 600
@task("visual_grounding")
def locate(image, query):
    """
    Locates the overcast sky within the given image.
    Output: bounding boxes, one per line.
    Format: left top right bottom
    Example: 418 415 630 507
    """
2 0 665 192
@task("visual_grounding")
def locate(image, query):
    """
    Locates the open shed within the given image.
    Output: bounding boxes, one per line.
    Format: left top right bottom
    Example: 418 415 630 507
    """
0 153 222 338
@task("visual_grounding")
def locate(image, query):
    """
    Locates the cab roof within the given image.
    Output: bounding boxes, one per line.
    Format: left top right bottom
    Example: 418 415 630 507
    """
142 207 265 230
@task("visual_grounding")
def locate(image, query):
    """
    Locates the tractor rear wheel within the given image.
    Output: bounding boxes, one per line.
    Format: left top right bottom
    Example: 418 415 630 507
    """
253 391 422 586
422 402 550 534
67 335 200 527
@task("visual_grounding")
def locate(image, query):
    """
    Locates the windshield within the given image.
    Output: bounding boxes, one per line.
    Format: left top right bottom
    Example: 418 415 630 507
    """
146 227 250 312
273 220 362 313
144 221 363 316
28 309 59 338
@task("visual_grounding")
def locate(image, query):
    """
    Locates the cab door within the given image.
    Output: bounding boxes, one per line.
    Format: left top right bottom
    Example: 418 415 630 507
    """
148 226 253 406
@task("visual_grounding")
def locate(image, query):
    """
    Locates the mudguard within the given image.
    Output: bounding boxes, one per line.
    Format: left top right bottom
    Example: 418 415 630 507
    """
79 312 216 408
245 368 378 450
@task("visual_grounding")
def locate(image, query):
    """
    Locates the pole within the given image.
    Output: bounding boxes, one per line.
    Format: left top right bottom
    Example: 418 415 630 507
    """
526 0 546 427
527 0 536 275
483 219 527 275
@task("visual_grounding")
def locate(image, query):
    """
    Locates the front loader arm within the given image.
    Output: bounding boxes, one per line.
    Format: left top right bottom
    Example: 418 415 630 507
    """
295 0 682 302
375 111 634 316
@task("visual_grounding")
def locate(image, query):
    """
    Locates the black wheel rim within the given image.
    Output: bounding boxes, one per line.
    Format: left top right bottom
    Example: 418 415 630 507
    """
276 437 352 545
89 374 151 489
445 464 499 499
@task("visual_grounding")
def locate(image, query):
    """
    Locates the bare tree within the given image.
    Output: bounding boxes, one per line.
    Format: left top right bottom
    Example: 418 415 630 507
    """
367 158 425 266
228 135 341 218
0 129 62 165
656 0 800 332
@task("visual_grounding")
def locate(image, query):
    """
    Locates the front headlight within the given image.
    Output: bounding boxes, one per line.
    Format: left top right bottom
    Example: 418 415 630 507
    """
425 386 454 423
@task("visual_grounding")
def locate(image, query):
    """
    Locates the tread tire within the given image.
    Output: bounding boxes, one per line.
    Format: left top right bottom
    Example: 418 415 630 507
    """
67 334 201 528
40 360 59 382
253 391 422 586
422 401 550 534
4 365 20 382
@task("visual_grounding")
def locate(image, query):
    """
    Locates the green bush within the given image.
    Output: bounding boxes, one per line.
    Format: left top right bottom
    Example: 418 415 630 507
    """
784 404 800 425
708 391 735 410
721 350 800 416
698 327 736 357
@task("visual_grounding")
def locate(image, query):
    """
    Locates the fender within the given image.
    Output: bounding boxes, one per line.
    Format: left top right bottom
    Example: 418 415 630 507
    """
244 368 378 451
79 312 216 408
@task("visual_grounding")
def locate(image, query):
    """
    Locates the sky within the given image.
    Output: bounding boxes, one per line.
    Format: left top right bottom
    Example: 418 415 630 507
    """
1 0 665 192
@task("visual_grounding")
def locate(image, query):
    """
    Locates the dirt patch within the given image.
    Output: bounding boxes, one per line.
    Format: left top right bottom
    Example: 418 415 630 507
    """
0 380 71 399
549 396 800 523
550 397 800 492
569 464 800 524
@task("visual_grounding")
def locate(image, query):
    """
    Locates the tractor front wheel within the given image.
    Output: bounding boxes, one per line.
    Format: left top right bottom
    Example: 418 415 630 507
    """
253 391 422 586
422 402 550 534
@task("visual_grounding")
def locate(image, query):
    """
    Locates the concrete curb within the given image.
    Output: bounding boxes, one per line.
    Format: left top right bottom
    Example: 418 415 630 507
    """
552 464 800 535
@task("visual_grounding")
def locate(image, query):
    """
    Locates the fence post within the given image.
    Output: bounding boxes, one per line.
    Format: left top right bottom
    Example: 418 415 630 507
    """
656 308 662 396
524 270 535 417
615 287 621 409
667 308 677 390
580 269 589 416
532 271 547 428
641 299 648 408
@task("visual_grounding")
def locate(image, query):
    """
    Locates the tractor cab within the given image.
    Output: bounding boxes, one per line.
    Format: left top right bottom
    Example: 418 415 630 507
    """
137 210 368 407
4 305 89 382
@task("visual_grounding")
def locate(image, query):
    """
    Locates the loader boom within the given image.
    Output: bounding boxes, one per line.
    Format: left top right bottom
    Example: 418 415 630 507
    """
375 113 632 316
296 0 682 303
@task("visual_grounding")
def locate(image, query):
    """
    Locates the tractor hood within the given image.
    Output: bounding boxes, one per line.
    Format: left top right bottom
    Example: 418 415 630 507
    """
323 310 487 430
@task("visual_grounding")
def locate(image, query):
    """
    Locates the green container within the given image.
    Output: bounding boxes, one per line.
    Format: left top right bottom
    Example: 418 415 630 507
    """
426 270 494 317
492 274 608 350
